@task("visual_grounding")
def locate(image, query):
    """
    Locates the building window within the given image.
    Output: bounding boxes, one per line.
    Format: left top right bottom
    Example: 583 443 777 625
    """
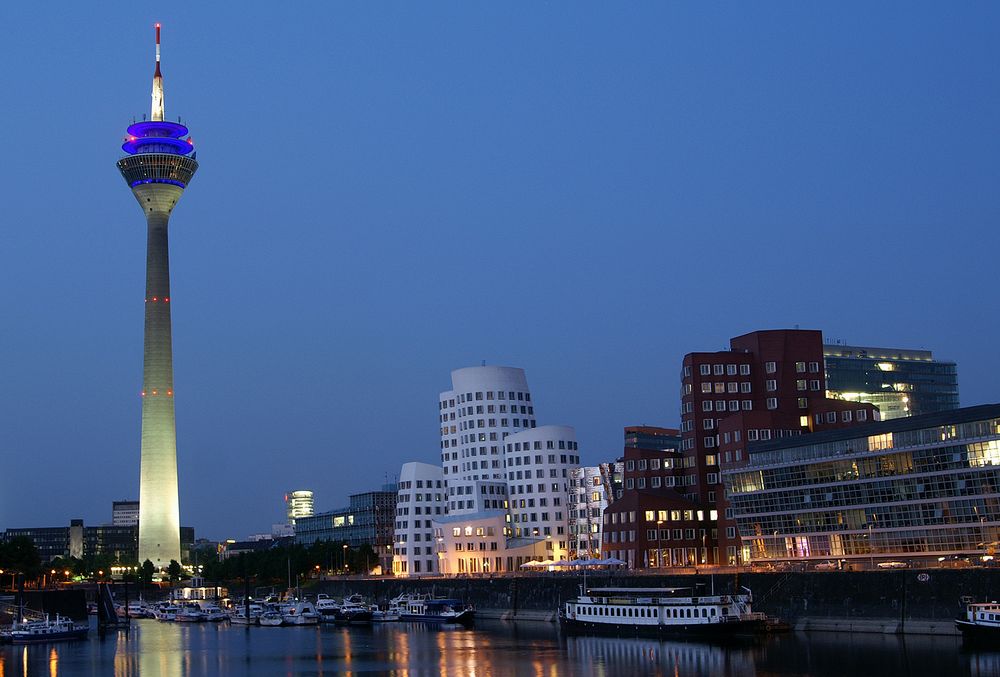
729 400 739 411
742 400 752 411
765 362 776 374
857 409 868 421
796 380 807 391
700 364 711 376
726 364 737 375
701 383 712 393
809 361 819 373
798 397 808 409
740 382 751 393
795 362 806 373
703 401 713 412
767 398 778 410
703 436 716 448
766 379 777 392
740 364 750 375
842 410 852 422
684 365 692 378
826 412 836 423
713 364 724 376
810 380 820 391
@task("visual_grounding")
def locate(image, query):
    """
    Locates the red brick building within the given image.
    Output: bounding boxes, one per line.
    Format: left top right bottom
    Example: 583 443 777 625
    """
679 330 880 565
603 431 709 568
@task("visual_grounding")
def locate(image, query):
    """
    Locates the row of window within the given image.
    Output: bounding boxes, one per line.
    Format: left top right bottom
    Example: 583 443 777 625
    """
441 391 532 408
688 363 752 377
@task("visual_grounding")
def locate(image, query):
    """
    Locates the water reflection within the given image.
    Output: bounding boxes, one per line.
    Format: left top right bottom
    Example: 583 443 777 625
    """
565 633 756 677
4 618 1000 676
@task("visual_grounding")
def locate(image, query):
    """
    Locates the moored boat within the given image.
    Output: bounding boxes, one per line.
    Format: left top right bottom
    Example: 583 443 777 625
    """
9 614 89 644
560 586 767 637
395 593 474 626
956 601 1000 639
282 601 320 626
315 594 340 623
334 595 374 625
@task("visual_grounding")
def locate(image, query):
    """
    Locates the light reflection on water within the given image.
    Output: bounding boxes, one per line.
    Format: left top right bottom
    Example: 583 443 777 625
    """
1 619 999 676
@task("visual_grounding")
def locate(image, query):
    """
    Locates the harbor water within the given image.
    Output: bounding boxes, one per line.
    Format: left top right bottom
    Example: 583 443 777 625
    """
1 618 998 676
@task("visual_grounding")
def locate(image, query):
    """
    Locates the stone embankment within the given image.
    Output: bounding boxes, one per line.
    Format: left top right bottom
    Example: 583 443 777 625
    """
315 569 1000 635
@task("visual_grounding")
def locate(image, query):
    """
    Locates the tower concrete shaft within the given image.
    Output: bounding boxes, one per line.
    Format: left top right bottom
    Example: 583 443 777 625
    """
136 184 182 569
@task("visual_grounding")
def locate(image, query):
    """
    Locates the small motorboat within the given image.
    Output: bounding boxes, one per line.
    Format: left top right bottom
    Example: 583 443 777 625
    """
956 601 1000 639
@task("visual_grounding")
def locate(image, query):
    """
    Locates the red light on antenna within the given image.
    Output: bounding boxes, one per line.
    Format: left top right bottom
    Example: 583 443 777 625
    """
155 23 161 28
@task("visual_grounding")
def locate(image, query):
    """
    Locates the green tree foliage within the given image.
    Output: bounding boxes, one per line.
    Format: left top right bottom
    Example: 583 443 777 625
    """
0 537 43 581
139 559 155 586
200 540 379 584
167 560 183 583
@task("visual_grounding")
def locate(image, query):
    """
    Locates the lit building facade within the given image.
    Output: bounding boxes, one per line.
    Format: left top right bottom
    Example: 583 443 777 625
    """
503 425 580 559
723 404 1000 566
568 465 612 558
285 490 315 525
439 366 536 515
824 343 960 420
392 462 446 576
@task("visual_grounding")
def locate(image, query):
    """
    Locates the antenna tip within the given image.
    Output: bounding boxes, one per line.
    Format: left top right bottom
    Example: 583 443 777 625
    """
155 23 161 28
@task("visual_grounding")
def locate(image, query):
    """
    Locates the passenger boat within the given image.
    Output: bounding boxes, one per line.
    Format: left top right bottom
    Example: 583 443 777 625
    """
560 587 767 637
199 604 228 622
334 595 374 625
956 601 1000 639
9 614 89 644
394 593 474 626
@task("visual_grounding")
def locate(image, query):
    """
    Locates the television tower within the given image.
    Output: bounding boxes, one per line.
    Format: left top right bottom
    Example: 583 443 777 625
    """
117 24 198 570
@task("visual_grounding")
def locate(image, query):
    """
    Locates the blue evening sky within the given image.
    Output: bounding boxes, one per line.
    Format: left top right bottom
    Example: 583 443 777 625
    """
1 2 997 540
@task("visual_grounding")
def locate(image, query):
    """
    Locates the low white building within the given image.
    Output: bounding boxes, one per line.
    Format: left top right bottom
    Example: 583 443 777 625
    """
392 462 446 577
433 512 541 575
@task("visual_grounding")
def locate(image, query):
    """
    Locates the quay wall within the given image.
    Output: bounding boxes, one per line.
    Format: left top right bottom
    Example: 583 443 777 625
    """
314 569 1000 634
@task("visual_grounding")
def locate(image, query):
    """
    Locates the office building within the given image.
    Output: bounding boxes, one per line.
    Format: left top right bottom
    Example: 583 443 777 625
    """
679 329 880 566
112 501 140 527
824 343 960 419
285 490 315 525
2 522 194 564
723 404 1000 566
117 25 199 570
295 487 397 574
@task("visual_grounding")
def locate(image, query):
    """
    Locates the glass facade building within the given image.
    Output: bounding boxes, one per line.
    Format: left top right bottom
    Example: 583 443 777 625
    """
824 344 959 420
723 404 1000 565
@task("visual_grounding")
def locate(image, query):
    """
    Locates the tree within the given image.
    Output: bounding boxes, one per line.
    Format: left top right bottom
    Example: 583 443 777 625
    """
167 559 182 583
0 537 42 581
139 559 155 586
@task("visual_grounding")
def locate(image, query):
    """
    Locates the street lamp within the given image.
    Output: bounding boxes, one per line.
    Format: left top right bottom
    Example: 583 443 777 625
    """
342 544 349 573
532 529 540 562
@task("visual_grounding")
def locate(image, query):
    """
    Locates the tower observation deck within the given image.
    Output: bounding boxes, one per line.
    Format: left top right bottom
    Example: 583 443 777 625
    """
117 24 198 571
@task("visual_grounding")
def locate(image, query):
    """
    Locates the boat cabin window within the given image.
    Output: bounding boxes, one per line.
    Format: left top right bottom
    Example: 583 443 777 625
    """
711 608 716 616
702 609 708 618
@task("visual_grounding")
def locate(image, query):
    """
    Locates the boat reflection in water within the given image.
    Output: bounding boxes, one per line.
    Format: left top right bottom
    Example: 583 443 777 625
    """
565 633 756 677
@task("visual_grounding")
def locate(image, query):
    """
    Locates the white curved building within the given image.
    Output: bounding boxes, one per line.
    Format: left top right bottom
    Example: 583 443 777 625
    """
392 462 445 577
440 366 537 515
503 425 580 559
